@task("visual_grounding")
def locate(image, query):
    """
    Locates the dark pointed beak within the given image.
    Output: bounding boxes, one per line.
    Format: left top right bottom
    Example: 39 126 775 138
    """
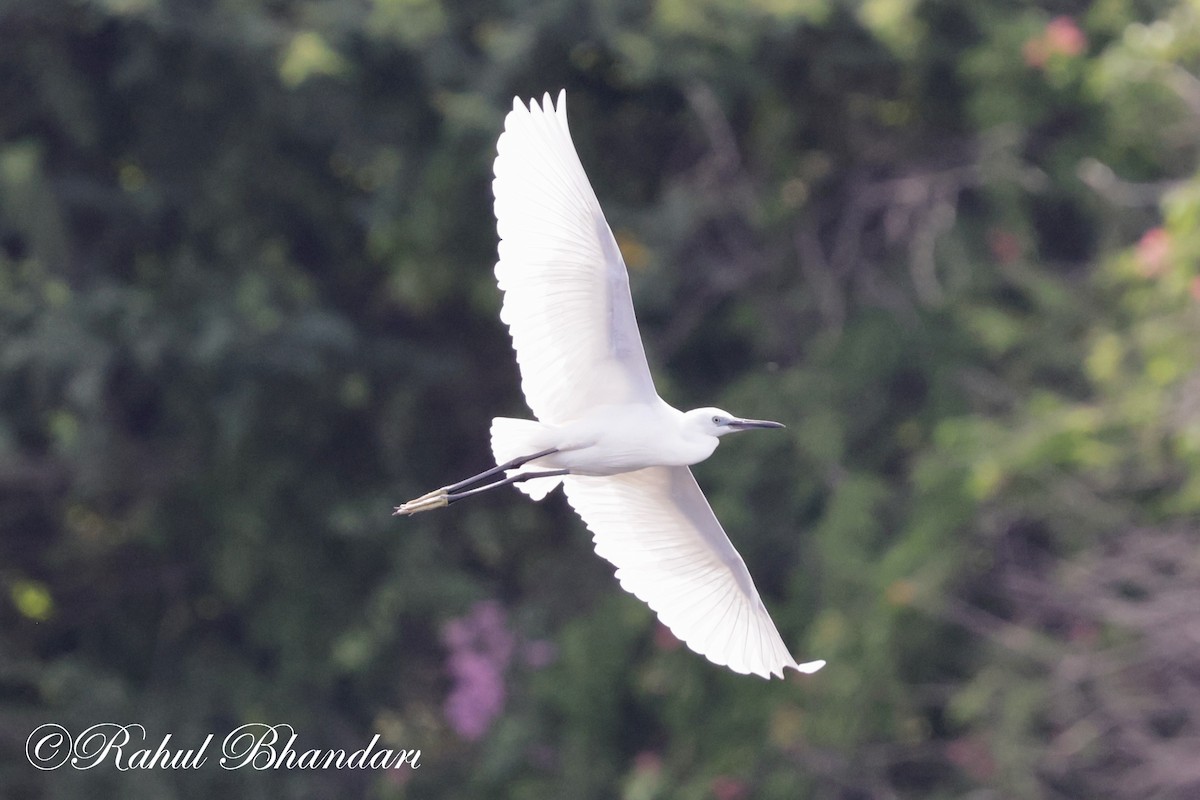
729 417 785 430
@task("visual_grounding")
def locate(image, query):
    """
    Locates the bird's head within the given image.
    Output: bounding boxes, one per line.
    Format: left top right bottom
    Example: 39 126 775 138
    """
684 407 786 438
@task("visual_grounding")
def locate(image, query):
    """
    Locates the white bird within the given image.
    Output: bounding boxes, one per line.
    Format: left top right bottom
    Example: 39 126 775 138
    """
395 90 824 679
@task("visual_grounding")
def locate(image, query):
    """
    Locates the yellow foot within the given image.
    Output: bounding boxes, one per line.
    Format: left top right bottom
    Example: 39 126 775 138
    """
393 488 450 516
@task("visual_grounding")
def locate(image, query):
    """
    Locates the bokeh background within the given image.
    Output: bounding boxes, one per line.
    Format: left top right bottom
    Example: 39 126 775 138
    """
2 0 1199 797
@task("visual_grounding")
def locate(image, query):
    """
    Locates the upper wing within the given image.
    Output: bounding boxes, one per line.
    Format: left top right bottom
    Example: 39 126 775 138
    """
562 466 825 679
493 90 659 425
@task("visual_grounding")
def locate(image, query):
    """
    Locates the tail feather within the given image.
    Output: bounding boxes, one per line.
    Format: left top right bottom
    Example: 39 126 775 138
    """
489 417 563 501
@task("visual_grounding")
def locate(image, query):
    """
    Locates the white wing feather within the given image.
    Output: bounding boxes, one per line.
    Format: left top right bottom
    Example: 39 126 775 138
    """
493 90 658 424
563 466 825 679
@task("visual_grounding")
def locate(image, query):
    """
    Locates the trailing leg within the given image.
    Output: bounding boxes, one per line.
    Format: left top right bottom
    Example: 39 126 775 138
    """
393 448 560 516
444 469 570 506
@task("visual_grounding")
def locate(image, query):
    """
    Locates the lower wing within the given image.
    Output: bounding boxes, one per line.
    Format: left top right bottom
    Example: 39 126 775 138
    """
561 465 824 678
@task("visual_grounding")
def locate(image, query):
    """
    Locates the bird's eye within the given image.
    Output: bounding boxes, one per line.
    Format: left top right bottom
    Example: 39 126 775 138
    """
712 416 722 425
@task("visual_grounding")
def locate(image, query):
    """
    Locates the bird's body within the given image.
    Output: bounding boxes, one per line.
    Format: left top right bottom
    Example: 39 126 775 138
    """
396 90 824 679
494 402 720 478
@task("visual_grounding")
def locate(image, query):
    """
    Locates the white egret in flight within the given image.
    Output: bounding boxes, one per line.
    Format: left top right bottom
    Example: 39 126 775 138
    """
395 91 824 679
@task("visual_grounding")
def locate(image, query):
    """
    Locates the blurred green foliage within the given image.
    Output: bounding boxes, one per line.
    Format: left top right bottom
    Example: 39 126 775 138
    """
1 0 1198 798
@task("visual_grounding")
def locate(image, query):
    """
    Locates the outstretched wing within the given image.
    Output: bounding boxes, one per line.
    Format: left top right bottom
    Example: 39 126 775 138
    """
493 90 659 425
562 466 825 679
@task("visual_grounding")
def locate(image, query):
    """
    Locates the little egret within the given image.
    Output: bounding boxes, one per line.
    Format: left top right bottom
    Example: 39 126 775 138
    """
395 91 824 679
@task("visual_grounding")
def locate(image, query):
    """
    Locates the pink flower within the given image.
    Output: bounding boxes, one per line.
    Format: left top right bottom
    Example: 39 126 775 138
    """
1045 16 1086 56
1024 16 1087 68
444 650 506 741
654 623 682 652
711 775 749 800
440 600 515 741
945 736 996 781
1135 227 1170 278
987 228 1022 264
634 750 663 775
